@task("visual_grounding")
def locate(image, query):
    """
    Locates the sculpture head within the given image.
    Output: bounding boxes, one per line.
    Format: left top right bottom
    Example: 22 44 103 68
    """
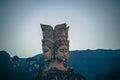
54 40 69 62
42 40 53 62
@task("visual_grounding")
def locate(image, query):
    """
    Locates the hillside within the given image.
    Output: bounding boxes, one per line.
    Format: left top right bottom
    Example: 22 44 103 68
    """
0 49 120 80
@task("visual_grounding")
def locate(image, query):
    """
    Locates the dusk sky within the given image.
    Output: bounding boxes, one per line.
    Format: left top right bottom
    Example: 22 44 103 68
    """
0 0 120 58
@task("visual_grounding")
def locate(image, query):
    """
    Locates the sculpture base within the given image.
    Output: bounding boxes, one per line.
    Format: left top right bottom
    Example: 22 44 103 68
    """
35 67 85 80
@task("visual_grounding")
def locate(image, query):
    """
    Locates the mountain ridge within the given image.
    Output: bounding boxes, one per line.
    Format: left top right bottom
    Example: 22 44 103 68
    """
0 49 120 80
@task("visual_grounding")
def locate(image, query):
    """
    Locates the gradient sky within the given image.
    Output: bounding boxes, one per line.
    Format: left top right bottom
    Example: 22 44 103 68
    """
0 0 120 58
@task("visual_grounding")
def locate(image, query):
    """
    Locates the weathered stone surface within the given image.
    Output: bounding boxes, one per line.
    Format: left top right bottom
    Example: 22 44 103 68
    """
41 24 53 41
41 23 69 62
41 24 54 62
54 23 69 41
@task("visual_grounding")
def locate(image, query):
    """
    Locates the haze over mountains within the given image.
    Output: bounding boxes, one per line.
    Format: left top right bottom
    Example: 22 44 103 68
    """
0 49 120 80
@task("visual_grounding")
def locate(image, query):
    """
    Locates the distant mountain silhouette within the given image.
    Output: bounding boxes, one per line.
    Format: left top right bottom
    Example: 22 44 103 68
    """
0 49 120 80
68 49 120 80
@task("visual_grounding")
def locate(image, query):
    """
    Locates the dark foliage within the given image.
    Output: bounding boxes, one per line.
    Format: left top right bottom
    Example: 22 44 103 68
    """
0 51 11 80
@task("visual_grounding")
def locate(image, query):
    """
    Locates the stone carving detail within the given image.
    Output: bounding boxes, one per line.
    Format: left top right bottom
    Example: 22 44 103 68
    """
41 23 69 62
41 24 53 41
54 23 69 41
42 39 53 62
41 24 54 62
54 40 69 62
35 23 85 80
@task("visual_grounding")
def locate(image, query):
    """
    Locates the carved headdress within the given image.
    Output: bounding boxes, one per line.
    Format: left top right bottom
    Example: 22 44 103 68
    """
54 23 69 41
41 24 53 41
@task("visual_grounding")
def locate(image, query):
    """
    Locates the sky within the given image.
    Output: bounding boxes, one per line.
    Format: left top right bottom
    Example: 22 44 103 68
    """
0 0 120 58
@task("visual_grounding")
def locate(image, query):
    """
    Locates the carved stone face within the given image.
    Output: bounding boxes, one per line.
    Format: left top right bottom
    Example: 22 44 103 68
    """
43 46 52 62
57 45 69 62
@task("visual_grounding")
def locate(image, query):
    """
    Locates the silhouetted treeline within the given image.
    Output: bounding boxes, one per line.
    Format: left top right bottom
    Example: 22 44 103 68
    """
0 51 43 80
0 51 11 80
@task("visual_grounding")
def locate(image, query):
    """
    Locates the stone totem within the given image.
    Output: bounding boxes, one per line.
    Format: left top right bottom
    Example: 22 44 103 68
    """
35 23 85 80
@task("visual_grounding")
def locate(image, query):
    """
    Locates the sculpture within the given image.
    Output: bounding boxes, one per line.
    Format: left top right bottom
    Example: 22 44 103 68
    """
35 23 85 80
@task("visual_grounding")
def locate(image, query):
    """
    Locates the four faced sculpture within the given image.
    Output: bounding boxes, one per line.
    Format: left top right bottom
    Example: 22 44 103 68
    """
41 23 69 63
